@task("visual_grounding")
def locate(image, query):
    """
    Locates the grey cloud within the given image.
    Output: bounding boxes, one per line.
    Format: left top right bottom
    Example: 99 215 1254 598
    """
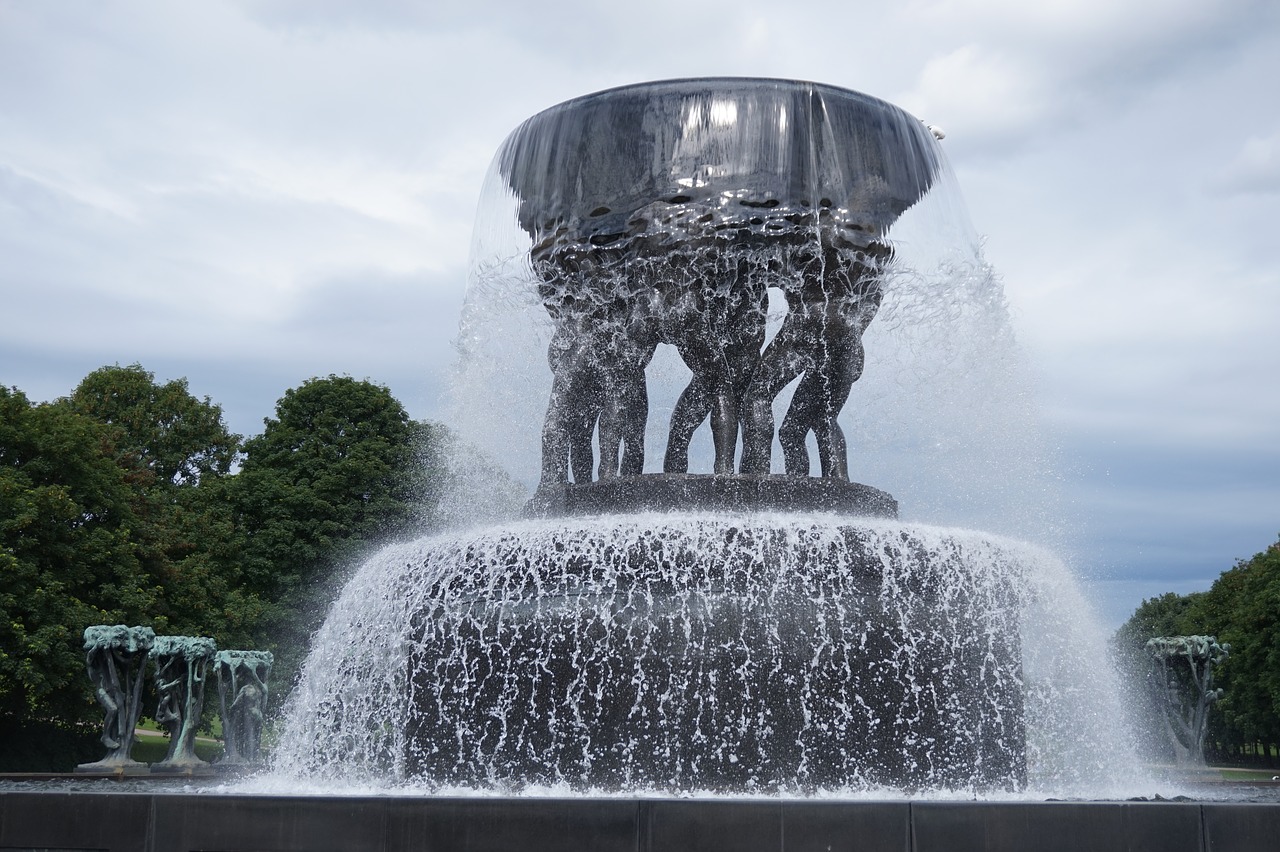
2 268 463 438
899 1 1279 162
1211 133 1280 196
1052 434 1280 593
3 1 1278 635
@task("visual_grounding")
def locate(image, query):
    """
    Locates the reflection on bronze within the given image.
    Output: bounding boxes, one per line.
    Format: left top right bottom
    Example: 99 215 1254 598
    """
497 79 939 500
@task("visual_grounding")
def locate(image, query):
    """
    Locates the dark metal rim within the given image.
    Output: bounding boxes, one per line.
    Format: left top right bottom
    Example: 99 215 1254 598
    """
525 76 920 123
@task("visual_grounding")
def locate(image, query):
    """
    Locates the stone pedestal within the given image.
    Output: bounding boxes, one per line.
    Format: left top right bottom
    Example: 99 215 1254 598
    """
526 474 898 518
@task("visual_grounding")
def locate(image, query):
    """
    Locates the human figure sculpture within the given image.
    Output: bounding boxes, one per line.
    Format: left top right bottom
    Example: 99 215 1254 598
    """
500 79 939 497
540 296 607 485
533 229 886 485
660 247 767 475
534 242 657 487
740 234 889 477
76 625 155 774
595 268 658 479
151 635 217 772
776 247 885 479
214 650 273 765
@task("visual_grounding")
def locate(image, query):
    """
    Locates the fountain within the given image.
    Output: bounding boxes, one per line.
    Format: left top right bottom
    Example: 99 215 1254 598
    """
270 79 1121 795
8 78 1277 852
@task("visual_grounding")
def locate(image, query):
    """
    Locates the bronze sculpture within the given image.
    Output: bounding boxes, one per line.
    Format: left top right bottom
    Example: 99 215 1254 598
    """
150 635 217 773
215 650 273 765
75 625 155 774
497 79 939 506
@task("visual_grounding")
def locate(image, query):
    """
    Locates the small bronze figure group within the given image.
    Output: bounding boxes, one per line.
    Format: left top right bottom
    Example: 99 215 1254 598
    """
495 80 940 495
77 625 272 773
533 205 891 489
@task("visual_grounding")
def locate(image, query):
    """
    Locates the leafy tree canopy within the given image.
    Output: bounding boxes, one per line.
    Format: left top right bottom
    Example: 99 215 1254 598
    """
232 375 445 676
1117 535 1280 752
1114 591 1206 662
0 385 156 727
64 363 240 488
1197 539 1280 745
60 364 260 647
1 368 452 765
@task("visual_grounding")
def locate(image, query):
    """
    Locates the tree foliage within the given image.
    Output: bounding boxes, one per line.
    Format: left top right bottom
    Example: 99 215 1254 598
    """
1114 592 1205 673
1 366 452 768
232 375 445 681
61 364 261 647
65 364 240 487
1196 540 1280 749
1117 536 1280 762
0 386 156 727
235 376 439 590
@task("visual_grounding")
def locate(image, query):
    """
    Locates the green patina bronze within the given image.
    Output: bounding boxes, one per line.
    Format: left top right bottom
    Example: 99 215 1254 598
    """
151 635 218 773
214 650 273 765
75 625 156 775
1146 635 1230 768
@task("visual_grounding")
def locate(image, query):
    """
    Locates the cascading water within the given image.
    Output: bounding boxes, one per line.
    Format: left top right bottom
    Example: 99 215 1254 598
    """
268 78 1147 797
277 518 1027 792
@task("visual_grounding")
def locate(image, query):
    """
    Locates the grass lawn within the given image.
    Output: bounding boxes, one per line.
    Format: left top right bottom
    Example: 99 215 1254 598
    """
132 722 224 764
1217 767 1280 782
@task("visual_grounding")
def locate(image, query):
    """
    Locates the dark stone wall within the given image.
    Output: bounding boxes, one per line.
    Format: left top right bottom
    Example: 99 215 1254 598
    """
2 792 1279 852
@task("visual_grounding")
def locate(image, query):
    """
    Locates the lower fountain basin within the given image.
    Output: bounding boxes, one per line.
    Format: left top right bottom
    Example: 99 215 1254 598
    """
277 515 1029 793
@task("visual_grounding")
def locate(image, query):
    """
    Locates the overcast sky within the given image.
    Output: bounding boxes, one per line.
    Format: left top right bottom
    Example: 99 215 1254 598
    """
3 0 1278 627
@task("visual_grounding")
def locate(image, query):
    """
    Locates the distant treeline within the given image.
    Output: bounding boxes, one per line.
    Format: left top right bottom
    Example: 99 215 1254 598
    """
0 364 505 770
1115 536 1280 767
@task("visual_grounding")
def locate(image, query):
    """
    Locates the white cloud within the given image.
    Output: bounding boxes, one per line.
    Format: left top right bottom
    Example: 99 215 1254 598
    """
903 45 1052 141
896 0 1277 153
908 0 1225 36
1212 132 1280 195
2 0 1278 632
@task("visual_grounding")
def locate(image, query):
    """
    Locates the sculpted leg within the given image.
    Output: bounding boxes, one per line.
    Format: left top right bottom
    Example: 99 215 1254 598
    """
813 337 863 480
664 376 709 473
679 339 735 475
599 300 657 478
539 373 575 486
709 390 736 475
618 329 658 477
739 384 776 475
779 372 820 475
598 368 633 479
805 244 880 480
616 363 650 476
814 417 849 480
740 318 810 475
566 373 601 483
541 355 602 486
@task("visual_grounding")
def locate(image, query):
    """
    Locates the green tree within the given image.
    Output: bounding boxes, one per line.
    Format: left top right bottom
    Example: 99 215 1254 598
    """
1196 539 1280 755
0 386 159 765
1116 536 1280 764
64 363 239 487
1114 592 1206 666
61 365 262 647
232 376 444 679
1114 590 1211 762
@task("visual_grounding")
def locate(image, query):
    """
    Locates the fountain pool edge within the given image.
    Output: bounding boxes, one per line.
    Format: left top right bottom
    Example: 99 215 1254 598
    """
2 790 1279 851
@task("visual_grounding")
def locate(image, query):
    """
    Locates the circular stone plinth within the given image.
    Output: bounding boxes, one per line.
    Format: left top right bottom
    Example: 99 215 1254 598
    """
308 516 1028 792
524 474 897 518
